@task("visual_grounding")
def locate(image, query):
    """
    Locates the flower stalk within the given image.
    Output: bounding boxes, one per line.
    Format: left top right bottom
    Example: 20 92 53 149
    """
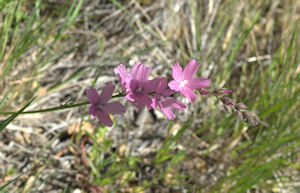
0 59 260 126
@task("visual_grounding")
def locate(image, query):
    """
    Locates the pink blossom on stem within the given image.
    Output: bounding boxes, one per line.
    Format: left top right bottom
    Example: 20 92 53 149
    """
86 82 126 127
219 89 232 94
114 62 160 110
168 59 210 102
200 89 209 95
151 77 186 120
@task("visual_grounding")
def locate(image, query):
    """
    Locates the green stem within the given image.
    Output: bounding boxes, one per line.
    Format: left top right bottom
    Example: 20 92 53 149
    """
0 93 125 115
0 101 90 115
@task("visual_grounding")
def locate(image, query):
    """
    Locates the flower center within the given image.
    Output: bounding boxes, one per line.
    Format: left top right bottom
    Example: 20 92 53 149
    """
136 87 144 93
179 80 188 87
97 103 104 109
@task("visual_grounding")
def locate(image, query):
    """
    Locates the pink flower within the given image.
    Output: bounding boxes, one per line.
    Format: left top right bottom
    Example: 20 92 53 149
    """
219 89 232 94
114 62 160 110
168 59 210 102
86 82 126 127
151 77 186 120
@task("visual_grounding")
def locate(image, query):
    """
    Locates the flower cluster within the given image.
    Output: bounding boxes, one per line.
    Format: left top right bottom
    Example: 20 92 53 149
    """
86 59 210 126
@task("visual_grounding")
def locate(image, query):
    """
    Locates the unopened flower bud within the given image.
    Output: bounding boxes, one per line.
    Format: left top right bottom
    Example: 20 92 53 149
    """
223 104 231 113
219 89 232 94
249 112 261 125
236 110 244 121
236 103 247 110
242 110 251 117
240 111 260 126
247 117 257 126
200 89 209 95
225 99 233 105
220 97 233 105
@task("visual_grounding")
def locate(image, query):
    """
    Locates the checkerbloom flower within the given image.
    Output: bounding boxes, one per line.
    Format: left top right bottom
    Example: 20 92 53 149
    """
86 82 126 126
168 59 210 102
114 62 160 110
151 77 186 120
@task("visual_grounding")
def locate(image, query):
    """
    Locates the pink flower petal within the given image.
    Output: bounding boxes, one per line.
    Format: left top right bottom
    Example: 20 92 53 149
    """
180 87 197 102
129 78 143 91
135 63 151 82
161 98 178 108
161 88 174 97
157 77 167 93
144 78 160 93
102 102 126 114
168 80 180 92
151 98 159 110
183 59 200 80
114 64 127 90
161 107 175 120
125 92 151 109
135 93 152 106
161 98 186 110
171 63 183 81
99 82 115 104
171 100 186 110
96 111 113 127
129 62 142 78
187 78 210 89
124 75 134 90
86 88 101 104
88 105 97 116
125 92 135 102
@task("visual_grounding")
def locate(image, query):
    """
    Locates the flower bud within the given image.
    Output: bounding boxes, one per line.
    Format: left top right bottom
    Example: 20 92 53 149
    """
236 110 244 121
219 89 232 94
200 89 209 95
236 103 247 110
223 104 231 113
220 97 233 105
247 117 257 126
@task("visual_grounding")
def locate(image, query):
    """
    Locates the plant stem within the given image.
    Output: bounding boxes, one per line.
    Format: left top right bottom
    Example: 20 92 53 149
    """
0 101 90 115
0 93 125 115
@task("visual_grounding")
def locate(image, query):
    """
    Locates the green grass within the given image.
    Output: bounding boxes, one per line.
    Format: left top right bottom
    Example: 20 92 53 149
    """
0 0 299 192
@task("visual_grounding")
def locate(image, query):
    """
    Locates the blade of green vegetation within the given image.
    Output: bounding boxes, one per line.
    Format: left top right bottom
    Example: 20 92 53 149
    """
220 10 261 82
0 92 9 108
0 98 35 132
31 170 57 193
0 173 23 191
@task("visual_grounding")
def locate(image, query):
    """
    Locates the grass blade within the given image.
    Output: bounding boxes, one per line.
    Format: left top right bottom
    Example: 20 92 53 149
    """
0 173 23 191
0 97 35 132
